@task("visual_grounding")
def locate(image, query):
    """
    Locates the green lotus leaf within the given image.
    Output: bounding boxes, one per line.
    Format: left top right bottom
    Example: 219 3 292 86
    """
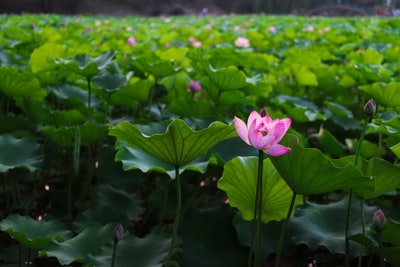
30 43 70 73
114 140 210 179
132 56 180 79
269 135 374 195
47 84 101 108
85 230 171 267
41 222 113 265
336 156 400 200
367 111 400 136
0 134 42 172
391 143 400 160
290 197 376 257
0 66 46 99
294 67 318 86
0 214 72 249
55 50 115 78
218 156 303 223
359 82 400 108
109 119 236 167
208 66 249 91
167 98 214 118
309 126 346 158
92 73 127 92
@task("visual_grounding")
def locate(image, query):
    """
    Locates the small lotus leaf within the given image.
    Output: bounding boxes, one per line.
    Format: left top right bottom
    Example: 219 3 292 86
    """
0 134 42 172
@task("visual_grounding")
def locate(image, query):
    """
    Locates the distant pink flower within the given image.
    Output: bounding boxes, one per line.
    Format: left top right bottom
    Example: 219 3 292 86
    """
95 20 101 26
234 37 250 48
318 29 324 35
268 26 276 33
165 42 171 48
234 110 291 156
306 25 314 32
324 26 331 32
127 37 135 46
192 41 202 47
205 24 212 30
126 26 133 31
187 80 201 93
188 37 195 43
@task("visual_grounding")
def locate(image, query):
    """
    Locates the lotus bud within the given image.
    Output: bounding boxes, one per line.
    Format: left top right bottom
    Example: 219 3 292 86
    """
188 80 201 93
364 98 376 118
112 223 124 243
260 107 268 117
372 209 387 233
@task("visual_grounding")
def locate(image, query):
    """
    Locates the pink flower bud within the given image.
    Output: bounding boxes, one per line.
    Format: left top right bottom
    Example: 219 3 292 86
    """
188 80 201 93
112 223 124 242
372 209 387 233
127 37 135 47
364 98 376 118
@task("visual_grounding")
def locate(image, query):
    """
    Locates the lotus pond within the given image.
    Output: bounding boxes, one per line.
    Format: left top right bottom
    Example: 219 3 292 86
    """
0 13 400 267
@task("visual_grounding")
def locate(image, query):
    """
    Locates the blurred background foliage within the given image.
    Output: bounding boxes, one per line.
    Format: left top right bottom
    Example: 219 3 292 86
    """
0 0 399 16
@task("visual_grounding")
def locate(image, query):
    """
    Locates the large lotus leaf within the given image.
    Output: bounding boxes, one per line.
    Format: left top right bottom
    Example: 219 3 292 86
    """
218 90 255 106
0 66 46 99
114 140 209 179
41 223 113 265
218 156 303 223
30 43 70 73
41 122 108 147
289 197 376 258
0 134 42 172
73 184 144 231
336 156 400 199
347 49 383 64
0 214 72 249
208 66 249 91
359 82 400 107
55 51 115 78
357 64 393 82
109 119 236 167
269 135 374 195
85 231 171 267
178 205 248 267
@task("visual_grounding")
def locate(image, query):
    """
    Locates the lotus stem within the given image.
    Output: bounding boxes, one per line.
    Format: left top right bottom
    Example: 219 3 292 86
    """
345 117 369 266
166 166 182 266
275 191 297 267
249 150 264 267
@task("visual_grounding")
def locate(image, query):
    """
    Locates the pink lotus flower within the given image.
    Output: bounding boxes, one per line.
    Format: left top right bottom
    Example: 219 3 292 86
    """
234 37 250 48
127 37 135 46
187 80 201 93
268 26 276 33
234 110 291 156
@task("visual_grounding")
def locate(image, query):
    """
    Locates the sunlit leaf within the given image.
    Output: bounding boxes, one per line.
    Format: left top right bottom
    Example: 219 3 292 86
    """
0 66 46 99
270 135 374 195
218 156 303 223
109 120 236 167
359 82 400 108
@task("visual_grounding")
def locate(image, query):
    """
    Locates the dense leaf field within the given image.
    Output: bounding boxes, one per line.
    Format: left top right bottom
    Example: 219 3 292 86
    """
0 13 400 266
